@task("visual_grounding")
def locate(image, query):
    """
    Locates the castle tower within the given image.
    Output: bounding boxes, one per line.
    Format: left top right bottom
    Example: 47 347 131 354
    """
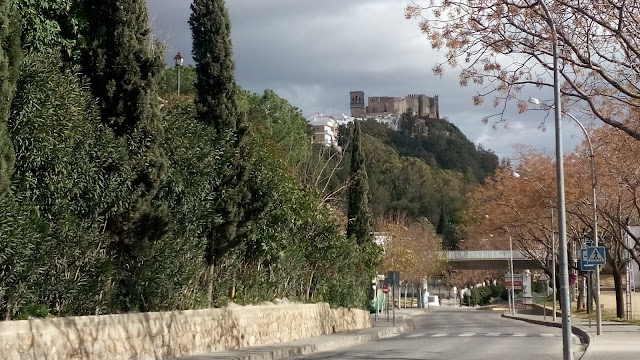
350 91 366 118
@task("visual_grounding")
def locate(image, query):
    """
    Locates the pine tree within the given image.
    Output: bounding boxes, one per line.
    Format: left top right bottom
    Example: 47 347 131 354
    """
347 120 373 244
81 0 168 311
0 0 21 197
190 0 251 304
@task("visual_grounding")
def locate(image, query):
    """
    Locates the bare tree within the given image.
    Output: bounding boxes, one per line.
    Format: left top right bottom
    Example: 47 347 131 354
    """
406 0 640 140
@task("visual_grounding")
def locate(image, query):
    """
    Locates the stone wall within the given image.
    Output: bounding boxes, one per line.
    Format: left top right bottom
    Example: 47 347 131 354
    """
0 302 371 360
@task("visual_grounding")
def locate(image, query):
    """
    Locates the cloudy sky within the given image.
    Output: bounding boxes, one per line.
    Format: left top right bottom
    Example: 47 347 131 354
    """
147 0 585 159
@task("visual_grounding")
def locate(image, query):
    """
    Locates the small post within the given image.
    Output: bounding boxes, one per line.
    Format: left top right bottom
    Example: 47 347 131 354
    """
392 283 396 327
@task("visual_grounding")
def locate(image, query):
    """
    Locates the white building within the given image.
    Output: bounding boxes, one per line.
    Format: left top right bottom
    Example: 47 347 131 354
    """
306 113 340 147
306 112 400 147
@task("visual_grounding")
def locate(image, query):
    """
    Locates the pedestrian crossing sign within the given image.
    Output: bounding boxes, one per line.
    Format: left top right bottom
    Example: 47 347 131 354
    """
584 246 606 265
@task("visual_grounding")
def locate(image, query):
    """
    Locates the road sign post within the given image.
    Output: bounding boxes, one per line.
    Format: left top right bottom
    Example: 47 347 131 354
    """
581 245 605 335
386 271 400 327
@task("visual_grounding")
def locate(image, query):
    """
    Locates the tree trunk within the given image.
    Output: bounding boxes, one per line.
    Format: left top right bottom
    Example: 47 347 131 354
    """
306 270 315 299
207 263 214 306
577 276 585 311
612 265 625 318
230 277 236 300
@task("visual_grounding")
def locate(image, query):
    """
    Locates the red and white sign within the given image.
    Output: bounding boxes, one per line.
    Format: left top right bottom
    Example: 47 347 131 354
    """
505 273 523 289
382 286 389 294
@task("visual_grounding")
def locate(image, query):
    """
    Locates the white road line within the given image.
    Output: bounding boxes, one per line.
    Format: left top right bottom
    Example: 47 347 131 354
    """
406 333 425 338
459 333 476 337
485 333 501 337
380 333 400 339
513 333 527 337
540 333 555 337
431 333 448 337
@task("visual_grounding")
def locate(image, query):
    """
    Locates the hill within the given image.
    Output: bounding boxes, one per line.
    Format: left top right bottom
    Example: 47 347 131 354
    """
328 115 498 249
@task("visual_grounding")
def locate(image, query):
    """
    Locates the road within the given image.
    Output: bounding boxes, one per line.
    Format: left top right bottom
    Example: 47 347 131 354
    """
293 307 585 360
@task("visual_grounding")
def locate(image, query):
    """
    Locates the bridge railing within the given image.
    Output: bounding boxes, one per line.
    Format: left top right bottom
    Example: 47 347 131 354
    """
445 250 547 261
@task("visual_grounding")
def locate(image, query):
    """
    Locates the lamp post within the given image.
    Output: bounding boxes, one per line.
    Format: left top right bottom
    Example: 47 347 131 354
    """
530 98 602 335
174 52 184 95
551 206 557 322
509 233 516 316
535 1 573 358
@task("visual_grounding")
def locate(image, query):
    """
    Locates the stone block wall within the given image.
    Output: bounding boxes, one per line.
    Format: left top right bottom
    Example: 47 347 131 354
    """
0 302 371 360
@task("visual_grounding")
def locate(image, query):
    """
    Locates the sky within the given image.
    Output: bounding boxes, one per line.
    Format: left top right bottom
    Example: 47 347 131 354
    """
147 0 585 160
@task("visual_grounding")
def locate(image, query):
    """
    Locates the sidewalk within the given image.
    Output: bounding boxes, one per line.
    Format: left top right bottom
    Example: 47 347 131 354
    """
505 307 640 360
174 308 430 360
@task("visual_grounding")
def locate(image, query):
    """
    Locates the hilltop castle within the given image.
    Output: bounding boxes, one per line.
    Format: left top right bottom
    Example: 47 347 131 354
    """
349 91 439 119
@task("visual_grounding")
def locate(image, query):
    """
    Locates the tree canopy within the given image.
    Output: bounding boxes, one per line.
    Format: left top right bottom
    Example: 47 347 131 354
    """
406 1 640 142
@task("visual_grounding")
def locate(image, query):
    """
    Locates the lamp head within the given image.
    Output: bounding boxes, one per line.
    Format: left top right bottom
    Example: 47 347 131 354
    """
174 52 184 66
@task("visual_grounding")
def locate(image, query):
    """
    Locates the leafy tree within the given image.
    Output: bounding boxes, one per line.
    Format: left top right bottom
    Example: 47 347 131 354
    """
406 1 640 141
15 0 86 60
190 0 257 305
81 0 168 312
378 217 444 283
8 52 139 317
347 120 373 244
243 89 311 168
0 0 20 196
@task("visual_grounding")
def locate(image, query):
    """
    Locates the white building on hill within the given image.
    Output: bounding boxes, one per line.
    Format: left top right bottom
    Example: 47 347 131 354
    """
307 113 340 147
306 112 400 147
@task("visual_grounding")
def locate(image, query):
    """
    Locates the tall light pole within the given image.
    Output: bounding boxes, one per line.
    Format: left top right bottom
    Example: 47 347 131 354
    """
174 52 184 95
551 206 557 322
509 233 516 316
536 1 573 359
530 98 602 335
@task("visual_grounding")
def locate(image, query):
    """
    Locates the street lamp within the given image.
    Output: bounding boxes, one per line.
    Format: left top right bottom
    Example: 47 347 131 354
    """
530 97 602 335
535 1 573 359
174 52 184 95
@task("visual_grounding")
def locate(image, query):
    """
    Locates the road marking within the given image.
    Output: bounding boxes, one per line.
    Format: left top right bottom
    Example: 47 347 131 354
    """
540 333 555 337
459 333 476 337
513 333 527 337
406 333 425 338
485 333 501 336
431 333 448 337
380 333 400 339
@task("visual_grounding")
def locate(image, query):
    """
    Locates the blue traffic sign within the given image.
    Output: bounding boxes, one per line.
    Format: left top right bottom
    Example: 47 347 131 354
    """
582 246 606 266
579 248 597 271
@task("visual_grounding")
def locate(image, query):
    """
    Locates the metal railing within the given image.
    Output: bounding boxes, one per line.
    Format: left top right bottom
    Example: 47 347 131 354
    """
445 250 547 261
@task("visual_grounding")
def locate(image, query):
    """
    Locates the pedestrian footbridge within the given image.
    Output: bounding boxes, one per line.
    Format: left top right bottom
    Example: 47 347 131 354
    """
444 250 547 270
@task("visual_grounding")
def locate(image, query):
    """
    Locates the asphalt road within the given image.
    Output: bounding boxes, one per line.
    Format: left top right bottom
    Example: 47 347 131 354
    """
292 307 585 360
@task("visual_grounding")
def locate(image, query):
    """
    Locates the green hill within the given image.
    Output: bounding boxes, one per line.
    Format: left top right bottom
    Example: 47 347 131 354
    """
330 115 498 249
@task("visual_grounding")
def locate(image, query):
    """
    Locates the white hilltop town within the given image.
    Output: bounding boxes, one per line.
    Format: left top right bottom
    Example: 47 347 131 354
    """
307 91 440 147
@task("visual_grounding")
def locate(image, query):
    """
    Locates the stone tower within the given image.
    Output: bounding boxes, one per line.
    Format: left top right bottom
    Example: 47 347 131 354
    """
350 91 366 117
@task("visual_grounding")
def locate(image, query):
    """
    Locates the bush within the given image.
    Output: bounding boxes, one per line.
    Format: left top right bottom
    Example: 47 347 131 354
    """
8 52 132 316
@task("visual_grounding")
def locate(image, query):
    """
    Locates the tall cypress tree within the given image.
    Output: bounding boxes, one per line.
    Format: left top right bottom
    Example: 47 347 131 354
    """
347 120 373 244
0 0 21 197
81 0 168 311
189 0 251 304
190 0 241 135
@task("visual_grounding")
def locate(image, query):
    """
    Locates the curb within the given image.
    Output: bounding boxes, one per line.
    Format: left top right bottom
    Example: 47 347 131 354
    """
501 313 590 347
